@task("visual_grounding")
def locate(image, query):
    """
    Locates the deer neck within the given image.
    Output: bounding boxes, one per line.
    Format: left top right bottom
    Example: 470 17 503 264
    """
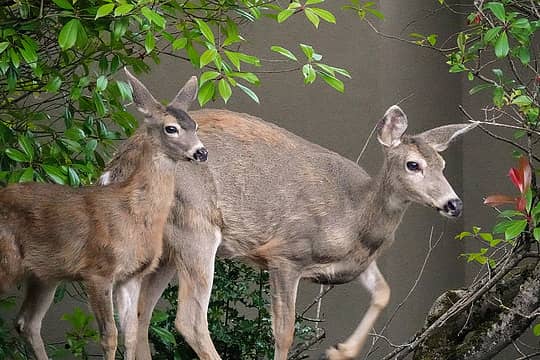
124 141 176 221
361 159 410 239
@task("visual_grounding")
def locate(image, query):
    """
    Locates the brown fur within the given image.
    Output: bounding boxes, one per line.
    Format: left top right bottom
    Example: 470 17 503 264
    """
0 70 206 360
101 105 476 360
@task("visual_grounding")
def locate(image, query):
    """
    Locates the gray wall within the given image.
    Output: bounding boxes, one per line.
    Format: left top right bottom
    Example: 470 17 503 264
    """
13 1 526 359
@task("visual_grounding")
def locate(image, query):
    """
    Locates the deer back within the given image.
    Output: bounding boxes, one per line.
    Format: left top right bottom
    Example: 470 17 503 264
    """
192 109 373 269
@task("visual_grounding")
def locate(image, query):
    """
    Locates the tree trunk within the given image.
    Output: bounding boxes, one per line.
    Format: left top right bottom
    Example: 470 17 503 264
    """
413 260 540 360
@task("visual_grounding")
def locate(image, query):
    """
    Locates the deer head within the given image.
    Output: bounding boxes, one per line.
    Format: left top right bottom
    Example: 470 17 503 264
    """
377 105 477 218
125 68 208 162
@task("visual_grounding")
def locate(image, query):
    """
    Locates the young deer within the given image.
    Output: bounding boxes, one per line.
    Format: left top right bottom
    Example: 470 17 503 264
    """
102 104 476 360
0 69 207 360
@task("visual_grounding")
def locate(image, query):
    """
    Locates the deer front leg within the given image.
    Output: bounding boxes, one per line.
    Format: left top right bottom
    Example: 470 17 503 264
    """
269 266 301 360
323 261 390 360
136 259 176 360
174 230 221 360
15 275 57 360
115 276 142 360
85 277 117 360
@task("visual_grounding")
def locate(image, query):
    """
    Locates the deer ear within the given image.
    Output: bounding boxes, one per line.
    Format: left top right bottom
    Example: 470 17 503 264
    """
377 105 408 147
124 68 161 117
168 76 198 112
416 123 478 152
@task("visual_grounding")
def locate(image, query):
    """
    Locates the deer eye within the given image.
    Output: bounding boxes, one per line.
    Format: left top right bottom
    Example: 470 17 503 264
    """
164 125 179 134
406 161 421 172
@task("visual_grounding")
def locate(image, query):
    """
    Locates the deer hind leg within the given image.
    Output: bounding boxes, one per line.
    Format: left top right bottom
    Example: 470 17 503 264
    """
269 266 301 360
15 275 57 360
135 259 176 360
322 261 390 360
115 276 142 360
85 277 117 360
174 230 221 360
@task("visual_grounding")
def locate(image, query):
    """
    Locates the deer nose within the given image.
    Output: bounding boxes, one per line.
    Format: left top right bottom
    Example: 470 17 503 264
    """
193 147 208 162
443 198 463 217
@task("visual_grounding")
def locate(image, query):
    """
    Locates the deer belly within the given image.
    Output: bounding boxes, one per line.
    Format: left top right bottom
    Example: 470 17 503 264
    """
304 259 371 285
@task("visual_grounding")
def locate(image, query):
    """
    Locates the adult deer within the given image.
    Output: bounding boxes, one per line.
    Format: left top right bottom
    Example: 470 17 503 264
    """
0 69 207 360
102 102 475 359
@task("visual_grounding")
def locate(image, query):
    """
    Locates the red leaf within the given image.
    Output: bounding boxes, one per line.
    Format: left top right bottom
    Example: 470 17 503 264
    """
509 167 523 192
484 194 518 207
517 197 526 212
519 156 531 193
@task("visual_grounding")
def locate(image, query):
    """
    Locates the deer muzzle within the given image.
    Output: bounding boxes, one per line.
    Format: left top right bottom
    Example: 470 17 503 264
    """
440 198 463 218
193 147 208 162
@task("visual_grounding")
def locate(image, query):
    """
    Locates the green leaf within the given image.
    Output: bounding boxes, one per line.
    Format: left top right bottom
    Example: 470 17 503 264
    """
497 209 525 218
304 8 320 28
319 71 344 92
270 46 297 61
493 219 513 234
277 9 295 23
485 2 506 22
224 50 241 70
469 83 493 95
237 83 259 104
93 92 106 116
426 34 438 46
455 231 472 240
65 126 85 141
494 31 509 58
195 20 215 45
151 326 176 346
145 31 155 54
95 4 114 19
5 148 28 162
52 0 73 10
534 323 540 336
68 167 80 187
58 19 81 50
19 167 34 183
200 49 218 68
311 8 336 23
141 7 166 29
302 63 316 84
0 42 9 54
114 4 134 16
534 228 540 242
512 95 532 107
300 44 315 61
200 71 220 85
172 37 187 50
42 165 67 184
96 75 108 91
218 79 232 103
493 86 504 107
504 219 527 240
485 26 502 43
526 188 533 214
229 72 259 85
18 135 34 161
512 18 531 29
306 0 324 4
516 47 530 64
365 8 384 20
198 81 215 106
